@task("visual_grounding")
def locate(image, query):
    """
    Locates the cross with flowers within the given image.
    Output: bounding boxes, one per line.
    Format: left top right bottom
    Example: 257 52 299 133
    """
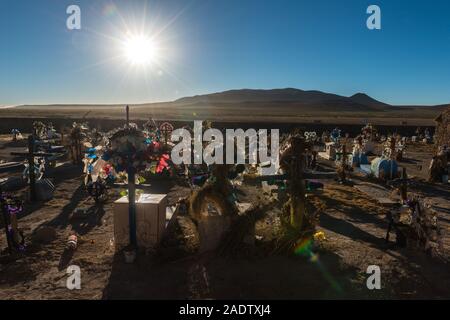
101 106 172 249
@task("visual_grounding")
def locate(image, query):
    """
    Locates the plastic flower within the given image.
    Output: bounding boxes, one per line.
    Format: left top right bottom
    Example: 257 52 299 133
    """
156 154 170 173
313 231 326 242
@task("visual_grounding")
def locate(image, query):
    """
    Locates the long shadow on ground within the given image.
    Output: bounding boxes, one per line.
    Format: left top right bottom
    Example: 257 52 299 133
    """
320 212 386 250
102 250 385 299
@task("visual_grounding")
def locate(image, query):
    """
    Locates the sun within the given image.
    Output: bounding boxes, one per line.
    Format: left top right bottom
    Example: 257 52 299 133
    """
123 34 158 66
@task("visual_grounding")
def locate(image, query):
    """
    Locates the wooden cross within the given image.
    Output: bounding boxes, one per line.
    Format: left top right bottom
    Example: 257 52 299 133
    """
127 166 137 248
279 136 308 229
385 168 409 244
399 168 408 202
11 135 56 202
335 145 352 183
335 145 352 160
124 105 137 248
126 105 130 126
387 167 409 203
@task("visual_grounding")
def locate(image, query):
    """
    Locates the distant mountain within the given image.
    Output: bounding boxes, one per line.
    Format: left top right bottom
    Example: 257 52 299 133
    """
175 88 350 104
177 88 391 105
4 87 447 125
13 88 448 117
171 88 450 111
173 88 394 112
349 93 388 106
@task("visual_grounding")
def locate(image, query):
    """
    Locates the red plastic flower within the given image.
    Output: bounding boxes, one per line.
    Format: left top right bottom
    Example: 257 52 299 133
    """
156 154 170 173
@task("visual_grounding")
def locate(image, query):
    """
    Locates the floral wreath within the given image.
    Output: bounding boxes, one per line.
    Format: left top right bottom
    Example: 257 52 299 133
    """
101 123 171 174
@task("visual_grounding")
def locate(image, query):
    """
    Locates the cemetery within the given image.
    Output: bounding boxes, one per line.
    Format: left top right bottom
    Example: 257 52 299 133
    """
0 106 448 300
1 0 449 308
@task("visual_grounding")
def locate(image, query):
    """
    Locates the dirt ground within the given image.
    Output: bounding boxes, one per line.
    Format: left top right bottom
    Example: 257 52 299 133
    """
0 135 449 300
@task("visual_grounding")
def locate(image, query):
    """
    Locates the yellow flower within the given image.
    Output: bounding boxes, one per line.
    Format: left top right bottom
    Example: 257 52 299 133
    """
313 231 326 242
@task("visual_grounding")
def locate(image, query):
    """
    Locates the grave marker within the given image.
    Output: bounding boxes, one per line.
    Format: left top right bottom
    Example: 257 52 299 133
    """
11 135 59 202
160 122 174 145
335 145 352 183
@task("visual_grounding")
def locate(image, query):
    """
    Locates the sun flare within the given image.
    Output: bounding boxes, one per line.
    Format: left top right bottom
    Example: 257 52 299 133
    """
123 34 158 66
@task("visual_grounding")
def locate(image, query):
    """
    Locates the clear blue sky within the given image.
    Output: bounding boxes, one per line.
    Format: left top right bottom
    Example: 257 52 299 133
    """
1 0 450 106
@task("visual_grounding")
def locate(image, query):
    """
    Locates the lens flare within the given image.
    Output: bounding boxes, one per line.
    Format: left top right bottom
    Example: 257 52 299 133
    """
294 237 343 294
294 238 313 256
102 4 118 18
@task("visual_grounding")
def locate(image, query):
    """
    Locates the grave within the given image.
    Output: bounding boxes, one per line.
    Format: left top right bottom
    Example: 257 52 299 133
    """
113 193 168 251
0 162 24 174
360 123 377 154
335 145 353 183
198 213 231 253
354 181 400 207
108 106 173 254
10 135 62 202
386 197 443 254
318 142 338 160
351 136 370 167
371 157 398 180
68 122 89 165
0 176 27 191
351 151 369 167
